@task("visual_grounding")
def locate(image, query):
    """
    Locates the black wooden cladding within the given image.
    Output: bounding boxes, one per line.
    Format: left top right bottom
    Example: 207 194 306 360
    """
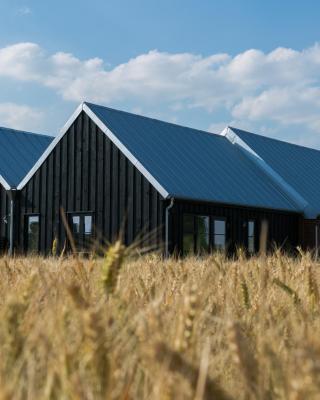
169 199 302 254
302 220 316 249
11 109 302 256
0 184 10 249
17 112 165 254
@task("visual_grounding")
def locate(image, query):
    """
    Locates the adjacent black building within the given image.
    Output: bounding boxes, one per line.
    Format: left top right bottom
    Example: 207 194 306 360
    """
0 127 53 254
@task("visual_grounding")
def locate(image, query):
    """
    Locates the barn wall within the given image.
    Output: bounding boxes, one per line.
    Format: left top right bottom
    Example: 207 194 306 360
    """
17 112 165 254
0 184 10 253
169 199 302 254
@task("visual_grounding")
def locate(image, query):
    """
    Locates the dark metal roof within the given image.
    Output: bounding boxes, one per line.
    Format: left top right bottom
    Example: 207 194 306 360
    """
230 127 320 218
0 127 53 188
85 102 299 213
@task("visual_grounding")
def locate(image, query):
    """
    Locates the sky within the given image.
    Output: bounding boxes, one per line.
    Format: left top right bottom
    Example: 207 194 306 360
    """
0 0 320 147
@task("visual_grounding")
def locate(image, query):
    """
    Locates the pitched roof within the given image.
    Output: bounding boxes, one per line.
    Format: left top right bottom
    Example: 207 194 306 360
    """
225 127 320 218
0 127 53 188
83 102 298 212
16 102 305 214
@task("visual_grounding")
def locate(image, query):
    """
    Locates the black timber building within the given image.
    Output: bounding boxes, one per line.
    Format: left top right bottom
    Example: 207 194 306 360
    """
1 102 320 256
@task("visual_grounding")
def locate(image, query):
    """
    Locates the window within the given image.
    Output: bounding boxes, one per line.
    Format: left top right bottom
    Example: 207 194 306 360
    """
213 219 226 251
69 213 94 251
248 220 255 254
183 215 194 255
26 215 40 253
84 215 93 235
183 215 209 255
72 216 80 234
197 216 210 253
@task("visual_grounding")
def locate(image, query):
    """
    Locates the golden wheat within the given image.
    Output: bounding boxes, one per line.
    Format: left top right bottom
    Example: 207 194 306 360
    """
0 250 319 399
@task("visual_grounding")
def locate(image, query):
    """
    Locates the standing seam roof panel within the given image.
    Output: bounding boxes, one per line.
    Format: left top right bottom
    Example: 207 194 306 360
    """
231 127 320 217
0 128 54 187
85 102 299 212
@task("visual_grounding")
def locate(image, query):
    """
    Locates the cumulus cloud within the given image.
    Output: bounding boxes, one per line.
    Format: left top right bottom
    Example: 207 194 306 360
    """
0 103 43 131
1 42 320 135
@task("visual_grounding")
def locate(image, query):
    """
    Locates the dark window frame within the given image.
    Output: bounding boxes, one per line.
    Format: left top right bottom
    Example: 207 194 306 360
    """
67 211 95 252
196 215 210 254
183 214 210 255
212 217 227 252
182 214 196 255
182 214 227 255
248 219 256 254
25 213 40 253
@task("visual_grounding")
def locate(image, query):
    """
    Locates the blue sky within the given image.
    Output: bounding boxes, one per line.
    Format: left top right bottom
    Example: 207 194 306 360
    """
0 0 320 147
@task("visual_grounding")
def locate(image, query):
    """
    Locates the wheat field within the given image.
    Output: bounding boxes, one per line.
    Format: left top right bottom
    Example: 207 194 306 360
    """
0 246 320 399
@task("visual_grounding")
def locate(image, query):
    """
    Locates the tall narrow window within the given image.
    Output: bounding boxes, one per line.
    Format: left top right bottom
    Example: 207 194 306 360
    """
69 213 94 252
183 215 195 255
213 219 226 250
71 215 81 248
248 220 255 254
197 216 210 253
183 214 210 255
84 215 93 236
26 215 40 253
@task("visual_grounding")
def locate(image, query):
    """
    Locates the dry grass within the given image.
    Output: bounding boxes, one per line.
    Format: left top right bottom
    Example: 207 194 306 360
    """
0 249 320 399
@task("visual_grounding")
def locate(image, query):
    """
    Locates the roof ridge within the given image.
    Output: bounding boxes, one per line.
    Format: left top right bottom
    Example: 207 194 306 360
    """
230 126 320 153
84 101 222 140
224 126 310 215
0 126 53 139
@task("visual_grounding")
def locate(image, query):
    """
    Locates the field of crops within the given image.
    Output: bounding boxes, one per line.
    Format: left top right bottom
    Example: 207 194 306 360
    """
0 245 320 399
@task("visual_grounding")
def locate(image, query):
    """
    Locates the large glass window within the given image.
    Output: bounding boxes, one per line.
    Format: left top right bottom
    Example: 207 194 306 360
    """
26 215 40 253
213 219 226 250
183 215 209 255
248 220 255 254
69 213 93 251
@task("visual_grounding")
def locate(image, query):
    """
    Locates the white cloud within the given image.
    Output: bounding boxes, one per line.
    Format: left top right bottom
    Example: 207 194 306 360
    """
0 103 43 131
0 43 43 80
232 87 320 131
1 42 320 138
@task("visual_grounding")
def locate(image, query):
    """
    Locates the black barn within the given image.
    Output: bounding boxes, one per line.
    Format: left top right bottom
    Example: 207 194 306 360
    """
1 102 319 256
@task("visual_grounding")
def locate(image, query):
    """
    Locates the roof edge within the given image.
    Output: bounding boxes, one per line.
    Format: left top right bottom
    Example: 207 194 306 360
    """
0 126 53 139
169 193 302 215
0 175 11 190
220 126 311 215
17 103 84 190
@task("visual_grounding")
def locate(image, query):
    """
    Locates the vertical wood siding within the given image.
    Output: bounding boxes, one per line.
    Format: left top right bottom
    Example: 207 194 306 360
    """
0 184 10 251
302 219 317 249
18 112 165 254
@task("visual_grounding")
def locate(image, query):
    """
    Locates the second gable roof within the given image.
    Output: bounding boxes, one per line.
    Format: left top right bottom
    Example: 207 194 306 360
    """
0 127 53 189
229 127 320 218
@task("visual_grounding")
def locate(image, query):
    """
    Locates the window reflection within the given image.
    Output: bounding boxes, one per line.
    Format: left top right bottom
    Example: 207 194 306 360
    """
26 215 40 253
214 219 226 250
248 220 255 254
